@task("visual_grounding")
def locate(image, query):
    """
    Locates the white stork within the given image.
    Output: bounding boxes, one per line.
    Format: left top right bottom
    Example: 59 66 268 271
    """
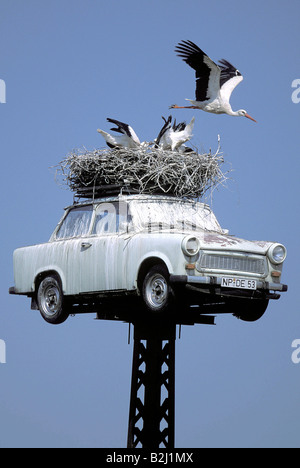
155 115 195 151
97 118 141 148
170 40 256 122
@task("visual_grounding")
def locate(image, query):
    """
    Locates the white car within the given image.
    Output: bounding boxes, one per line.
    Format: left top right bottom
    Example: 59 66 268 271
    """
9 194 287 324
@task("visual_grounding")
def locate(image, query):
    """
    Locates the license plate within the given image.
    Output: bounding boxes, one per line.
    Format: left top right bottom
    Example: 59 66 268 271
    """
221 277 257 290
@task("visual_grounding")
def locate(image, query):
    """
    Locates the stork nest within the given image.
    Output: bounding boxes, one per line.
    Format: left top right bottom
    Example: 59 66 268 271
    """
54 140 229 199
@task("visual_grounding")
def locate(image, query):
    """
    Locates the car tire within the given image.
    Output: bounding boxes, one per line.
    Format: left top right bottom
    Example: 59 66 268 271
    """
232 299 269 322
142 265 173 313
37 275 69 325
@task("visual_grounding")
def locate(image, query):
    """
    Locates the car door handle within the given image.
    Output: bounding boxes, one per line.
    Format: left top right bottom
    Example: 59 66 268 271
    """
81 242 92 249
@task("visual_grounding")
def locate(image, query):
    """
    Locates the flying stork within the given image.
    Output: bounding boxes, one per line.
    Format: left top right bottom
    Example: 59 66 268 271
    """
170 40 256 122
155 115 195 151
97 118 141 148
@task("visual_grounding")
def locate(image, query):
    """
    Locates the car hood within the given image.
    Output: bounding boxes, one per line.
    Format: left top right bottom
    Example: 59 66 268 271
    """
200 232 273 255
130 228 274 255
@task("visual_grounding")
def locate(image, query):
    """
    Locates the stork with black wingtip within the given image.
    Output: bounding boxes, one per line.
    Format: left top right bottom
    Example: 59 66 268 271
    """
170 40 256 122
97 118 141 149
155 115 195 151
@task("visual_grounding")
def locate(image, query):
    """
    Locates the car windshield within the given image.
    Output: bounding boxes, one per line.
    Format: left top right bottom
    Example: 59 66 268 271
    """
131 200 223 233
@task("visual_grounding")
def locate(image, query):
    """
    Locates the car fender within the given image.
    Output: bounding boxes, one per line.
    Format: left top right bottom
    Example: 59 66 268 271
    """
129 250 174 291
33 265 67 294
139 251 174 273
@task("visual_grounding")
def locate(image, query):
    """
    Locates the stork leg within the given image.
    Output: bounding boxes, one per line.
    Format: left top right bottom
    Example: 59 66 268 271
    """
169 104 199 109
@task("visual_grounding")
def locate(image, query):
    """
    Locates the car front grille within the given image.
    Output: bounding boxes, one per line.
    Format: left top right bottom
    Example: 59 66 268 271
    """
197 252 266 276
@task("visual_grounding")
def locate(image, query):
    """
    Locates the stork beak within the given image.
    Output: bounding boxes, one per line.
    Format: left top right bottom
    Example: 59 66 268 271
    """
245 113 257 122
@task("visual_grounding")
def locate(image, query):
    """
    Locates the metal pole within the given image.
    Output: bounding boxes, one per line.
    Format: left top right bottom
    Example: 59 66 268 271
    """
127 316 176 449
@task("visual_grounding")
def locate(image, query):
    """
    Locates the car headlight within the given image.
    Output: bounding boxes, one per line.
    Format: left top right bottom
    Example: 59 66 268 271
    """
182 236 201 256
268 244 287 264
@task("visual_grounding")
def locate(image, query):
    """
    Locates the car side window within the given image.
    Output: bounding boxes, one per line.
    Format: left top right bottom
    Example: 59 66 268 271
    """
56 205 93 239
92 202 129 235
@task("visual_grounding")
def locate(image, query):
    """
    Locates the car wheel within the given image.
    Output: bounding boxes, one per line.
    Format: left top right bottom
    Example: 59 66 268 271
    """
142 265 173 313
37 275 69 325
232 299 269 322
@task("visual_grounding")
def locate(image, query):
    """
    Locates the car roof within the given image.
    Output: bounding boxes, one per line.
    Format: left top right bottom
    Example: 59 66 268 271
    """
66 194 211 211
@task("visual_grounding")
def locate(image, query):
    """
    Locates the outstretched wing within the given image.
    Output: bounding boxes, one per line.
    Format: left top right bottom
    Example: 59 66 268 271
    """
107 118 140 145
218 59 243 102
172 119 186 132
107 118 131 137
155 115 172 146
175 40 221 102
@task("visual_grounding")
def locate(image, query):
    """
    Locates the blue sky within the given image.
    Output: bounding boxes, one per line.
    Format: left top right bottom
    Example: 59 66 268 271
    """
1 0 299 448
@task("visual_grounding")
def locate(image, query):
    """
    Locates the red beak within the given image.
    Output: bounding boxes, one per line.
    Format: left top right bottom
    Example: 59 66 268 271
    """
245 113 257 122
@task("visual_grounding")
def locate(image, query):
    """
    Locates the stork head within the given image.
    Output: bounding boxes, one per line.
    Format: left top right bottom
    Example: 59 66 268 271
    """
238 109 257 122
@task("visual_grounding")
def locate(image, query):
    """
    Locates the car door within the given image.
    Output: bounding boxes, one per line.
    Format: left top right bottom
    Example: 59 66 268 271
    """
53 204 95 295
78 201 128 293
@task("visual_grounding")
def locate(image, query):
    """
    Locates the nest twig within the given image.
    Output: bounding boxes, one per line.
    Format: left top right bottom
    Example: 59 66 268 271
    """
54 139 229 200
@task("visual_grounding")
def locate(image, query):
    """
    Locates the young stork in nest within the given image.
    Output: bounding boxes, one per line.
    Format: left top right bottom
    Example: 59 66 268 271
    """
155 115 195 151
97 118 141 148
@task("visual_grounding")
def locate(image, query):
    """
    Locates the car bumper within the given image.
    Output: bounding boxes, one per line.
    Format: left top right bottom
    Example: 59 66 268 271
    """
9 286 30 296
170 275 288 300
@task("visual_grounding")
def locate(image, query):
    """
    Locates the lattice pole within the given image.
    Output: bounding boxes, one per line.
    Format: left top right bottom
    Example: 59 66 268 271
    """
127 317 176 449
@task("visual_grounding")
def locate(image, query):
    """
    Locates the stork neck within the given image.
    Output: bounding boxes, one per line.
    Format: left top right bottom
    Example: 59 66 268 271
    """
228 108 239 116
